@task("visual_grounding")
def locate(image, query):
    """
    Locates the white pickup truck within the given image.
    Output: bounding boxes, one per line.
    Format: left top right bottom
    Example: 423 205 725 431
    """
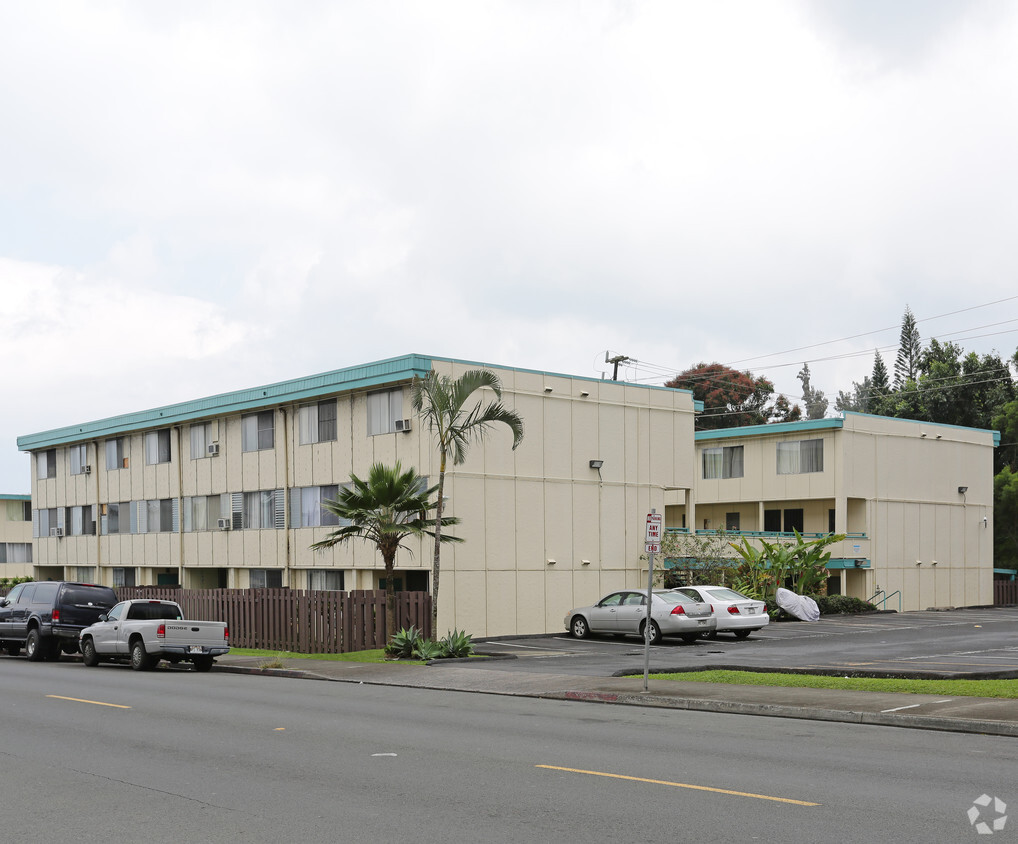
79 599 229 672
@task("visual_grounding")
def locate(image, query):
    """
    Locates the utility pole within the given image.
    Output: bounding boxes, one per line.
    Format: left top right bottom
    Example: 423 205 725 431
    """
605 351 635 381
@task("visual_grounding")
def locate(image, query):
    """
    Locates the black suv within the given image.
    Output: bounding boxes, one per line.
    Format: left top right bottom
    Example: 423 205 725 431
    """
0 581 118 661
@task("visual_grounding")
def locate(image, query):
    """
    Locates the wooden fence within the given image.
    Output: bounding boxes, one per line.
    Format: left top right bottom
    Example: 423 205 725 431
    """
994 579 1017 606
0 585 430 653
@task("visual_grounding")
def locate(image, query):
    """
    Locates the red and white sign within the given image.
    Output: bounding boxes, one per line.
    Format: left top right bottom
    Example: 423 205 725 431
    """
645 512 663 554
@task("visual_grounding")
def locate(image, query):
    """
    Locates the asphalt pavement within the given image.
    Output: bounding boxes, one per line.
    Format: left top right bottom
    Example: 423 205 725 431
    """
213 607 1018 739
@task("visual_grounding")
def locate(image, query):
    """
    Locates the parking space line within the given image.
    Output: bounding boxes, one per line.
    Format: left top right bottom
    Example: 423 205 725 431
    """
46 695 131 709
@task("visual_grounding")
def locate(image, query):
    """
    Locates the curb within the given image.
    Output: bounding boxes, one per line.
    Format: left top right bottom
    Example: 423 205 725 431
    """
551 690 1018 738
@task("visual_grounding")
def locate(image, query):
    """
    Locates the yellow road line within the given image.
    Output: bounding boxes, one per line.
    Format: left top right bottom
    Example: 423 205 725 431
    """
46 695 131 709
536 765 819 806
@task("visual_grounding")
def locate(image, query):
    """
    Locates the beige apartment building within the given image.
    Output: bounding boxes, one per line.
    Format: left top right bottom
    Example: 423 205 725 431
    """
0 494 33 580
675 413 998 611
17 354 700 637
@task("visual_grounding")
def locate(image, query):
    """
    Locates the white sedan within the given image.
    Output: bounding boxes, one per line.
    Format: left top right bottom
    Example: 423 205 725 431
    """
564 589 716 644
673 586 769 639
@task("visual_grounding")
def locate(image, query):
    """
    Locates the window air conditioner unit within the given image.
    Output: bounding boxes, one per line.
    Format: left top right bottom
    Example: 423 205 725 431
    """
394 418 412 433
82 464 91 475
50 527 64 538
208 443 220 456
217 518 231 530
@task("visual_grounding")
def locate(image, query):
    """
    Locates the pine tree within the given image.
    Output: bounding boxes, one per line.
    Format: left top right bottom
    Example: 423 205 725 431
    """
894 306 921 387
871 350 890 394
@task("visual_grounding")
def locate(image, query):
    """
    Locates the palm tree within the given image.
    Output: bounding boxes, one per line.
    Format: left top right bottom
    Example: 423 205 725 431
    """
310 461 461 638
411 368 525 632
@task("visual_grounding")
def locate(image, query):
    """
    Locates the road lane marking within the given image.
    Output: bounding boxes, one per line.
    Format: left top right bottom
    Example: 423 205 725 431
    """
46 695 131 709
881 704 922 713
536 765 819 806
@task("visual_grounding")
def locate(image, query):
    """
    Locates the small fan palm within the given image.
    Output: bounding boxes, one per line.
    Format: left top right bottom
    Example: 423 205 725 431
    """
310 462 461 637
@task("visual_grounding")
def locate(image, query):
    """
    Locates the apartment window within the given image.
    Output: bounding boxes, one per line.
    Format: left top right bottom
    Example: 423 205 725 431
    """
68 505 96 536
241 490 283 529
764 509 781 532
783 509 804 533
308 570 344 591
725 512 741 531
139 498 176 533
4 500 31 521
21 500 31 521
299 400 338 444
145 429 172 465
113 567 137 588
69 444 88 475
183 494 226 532
367 389 403 436
190 422 214 459
250 569 283 588
776 439 824 475
106 437 127 470
242 411 275 452
36 507 60 537
294 485 341 527
37 449 56 480
0 543 32 563
71 566 95 582
103 502 132 535
702 445 744 480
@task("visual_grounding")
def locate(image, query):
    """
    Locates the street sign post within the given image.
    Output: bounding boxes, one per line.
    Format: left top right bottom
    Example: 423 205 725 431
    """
643 510 662 689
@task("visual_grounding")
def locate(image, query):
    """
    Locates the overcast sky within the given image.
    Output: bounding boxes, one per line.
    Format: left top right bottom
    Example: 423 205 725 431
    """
3 1 1018 492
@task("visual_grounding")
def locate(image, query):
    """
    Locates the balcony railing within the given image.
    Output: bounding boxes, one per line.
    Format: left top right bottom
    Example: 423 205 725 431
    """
665 528 867 541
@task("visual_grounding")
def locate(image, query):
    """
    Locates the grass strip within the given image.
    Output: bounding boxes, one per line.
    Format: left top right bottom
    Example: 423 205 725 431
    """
229 648 424 665
650 670 1018 699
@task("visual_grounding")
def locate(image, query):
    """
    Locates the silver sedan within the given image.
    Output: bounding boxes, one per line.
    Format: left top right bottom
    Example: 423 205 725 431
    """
564 589 716 644
674 586 769 639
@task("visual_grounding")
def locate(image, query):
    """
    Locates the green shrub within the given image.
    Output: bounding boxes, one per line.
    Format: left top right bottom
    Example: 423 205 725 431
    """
440 629 474 659
816 595 877 615
385 625 424 658
412 639 447 660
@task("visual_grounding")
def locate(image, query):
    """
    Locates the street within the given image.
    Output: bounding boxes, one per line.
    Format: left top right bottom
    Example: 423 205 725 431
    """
1 657 1014 843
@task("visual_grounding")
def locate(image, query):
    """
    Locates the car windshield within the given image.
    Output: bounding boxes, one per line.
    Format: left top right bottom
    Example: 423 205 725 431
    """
704 588 751 602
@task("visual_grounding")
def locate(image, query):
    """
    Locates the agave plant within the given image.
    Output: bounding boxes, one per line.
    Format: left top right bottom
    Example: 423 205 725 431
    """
412 638 447 660
385 625 424 659
440 629 474 659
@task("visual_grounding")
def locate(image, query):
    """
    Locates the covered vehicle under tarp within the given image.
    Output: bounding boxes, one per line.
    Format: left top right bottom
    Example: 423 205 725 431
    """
775 587 820 622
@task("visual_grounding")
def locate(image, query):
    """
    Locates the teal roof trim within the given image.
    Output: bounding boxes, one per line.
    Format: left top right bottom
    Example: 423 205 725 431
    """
695 417 843 442
0 494 30 501
842 411 1001 445
18 354 434 451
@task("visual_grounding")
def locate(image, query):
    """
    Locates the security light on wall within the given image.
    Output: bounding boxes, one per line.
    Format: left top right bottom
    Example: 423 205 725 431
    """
958 486 968 494
544 386 553 393
589 459 603 481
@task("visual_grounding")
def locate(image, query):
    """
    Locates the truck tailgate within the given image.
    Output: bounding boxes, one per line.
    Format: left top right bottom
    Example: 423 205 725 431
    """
160 621 228 649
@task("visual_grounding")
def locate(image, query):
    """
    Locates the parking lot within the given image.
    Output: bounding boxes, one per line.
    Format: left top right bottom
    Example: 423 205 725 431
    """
470 607 1018 679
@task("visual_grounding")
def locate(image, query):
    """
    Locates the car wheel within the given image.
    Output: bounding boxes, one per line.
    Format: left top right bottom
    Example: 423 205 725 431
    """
641 620 662 645
130 640 155 671
81 638 100 667
570 616 591 639
701 629 718 640
733 629 752 640
192 656 214 672
4 645 21 657
25 629 45 662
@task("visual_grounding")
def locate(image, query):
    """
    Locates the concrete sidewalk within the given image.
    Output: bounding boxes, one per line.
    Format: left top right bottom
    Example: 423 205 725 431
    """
212 653 1018 738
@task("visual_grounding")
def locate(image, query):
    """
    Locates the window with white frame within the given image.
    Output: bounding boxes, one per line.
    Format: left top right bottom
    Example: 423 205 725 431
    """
71 566 95 582
299 400 338 444
103 501 132 535
68 505 96 536
776 439 824 474
242 411 275 452
145 429 172 465
190 422 214 459
69 444 88 475
367 389 403 436
37 449 56 479
182 494 226 531
250 569 283 588
0 543 32 563
307 570 344 591
702 445 744 479
293 485 342 527
241 490 283 529
113 567 137 587
106 437 126 470
36 507 60 537
140 498 176 533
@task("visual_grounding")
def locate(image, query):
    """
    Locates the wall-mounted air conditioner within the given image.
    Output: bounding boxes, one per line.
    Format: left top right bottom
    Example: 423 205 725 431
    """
394 418 412 432
208 443 220 456
82 464 91 475
217 518 231 530
50 527 64 538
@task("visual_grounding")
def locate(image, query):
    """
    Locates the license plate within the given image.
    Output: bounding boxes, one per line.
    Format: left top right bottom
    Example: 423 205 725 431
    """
188 645 205 654
697 619 707 625
746 607 756 615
